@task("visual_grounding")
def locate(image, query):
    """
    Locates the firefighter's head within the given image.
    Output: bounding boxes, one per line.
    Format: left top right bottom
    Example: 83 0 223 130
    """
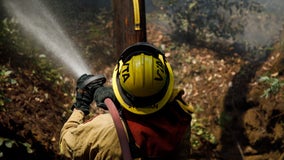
112 42 174 115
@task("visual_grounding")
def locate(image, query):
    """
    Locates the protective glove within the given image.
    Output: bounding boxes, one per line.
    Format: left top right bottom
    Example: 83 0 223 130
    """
94 86 117 110
72 74 106 115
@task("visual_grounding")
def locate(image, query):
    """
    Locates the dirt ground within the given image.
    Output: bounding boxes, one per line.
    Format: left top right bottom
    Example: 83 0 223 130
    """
147 23 284 160
0 22 283 160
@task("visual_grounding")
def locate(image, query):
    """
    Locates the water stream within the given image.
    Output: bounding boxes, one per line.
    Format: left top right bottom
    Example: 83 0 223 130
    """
3 0 91 78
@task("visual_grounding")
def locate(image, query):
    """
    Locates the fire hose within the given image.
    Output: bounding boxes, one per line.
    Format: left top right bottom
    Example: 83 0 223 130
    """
80 74 133 159
104 98 133 160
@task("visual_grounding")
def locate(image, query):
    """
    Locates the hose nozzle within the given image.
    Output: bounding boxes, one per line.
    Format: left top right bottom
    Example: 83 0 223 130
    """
77 74 106 89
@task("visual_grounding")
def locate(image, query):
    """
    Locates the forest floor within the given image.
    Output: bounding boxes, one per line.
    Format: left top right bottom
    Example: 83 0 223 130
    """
0 16 284 160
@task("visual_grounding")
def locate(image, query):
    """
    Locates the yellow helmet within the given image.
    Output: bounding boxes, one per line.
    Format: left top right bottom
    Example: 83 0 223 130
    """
112 42 174 115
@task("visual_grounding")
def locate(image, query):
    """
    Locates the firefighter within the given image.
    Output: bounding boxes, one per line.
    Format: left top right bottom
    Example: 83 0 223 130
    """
59 42 194 159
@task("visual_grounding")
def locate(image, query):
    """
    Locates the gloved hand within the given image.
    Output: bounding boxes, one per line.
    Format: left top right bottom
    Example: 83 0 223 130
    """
72 74 106 115
94 86 117 110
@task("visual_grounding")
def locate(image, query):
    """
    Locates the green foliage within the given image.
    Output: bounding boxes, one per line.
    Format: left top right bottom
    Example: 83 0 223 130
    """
191 105 217 150
0 66 17 109
34 54 64 84
83 8 113 58
0 66 17 85
0 18 34 54
166 0 264 51
0 137 33 157
85 10 112 42
259 76 284 98
0 18 70 91
0 18 19 52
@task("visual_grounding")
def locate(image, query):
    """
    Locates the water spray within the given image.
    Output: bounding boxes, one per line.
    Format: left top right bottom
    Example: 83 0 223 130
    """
3 0 91 78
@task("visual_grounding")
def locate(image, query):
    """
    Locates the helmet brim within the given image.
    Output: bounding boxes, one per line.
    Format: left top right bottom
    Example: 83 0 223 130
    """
112 61 174 115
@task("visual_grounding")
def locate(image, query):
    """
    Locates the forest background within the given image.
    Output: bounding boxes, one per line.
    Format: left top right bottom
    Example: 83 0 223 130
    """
0 0 283 159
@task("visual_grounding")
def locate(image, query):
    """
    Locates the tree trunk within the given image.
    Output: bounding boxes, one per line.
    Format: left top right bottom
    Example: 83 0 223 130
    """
113 0 147 57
